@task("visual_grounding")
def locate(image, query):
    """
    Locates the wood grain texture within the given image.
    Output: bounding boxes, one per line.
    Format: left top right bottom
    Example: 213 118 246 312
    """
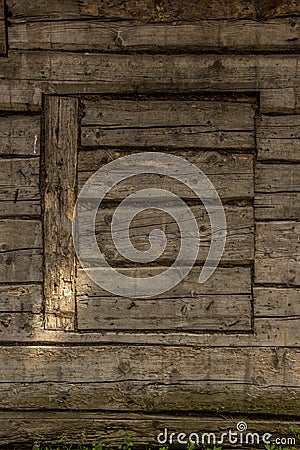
255 192 300 220
0 53 299 111
7 0 257 21
0 284 42 312
87 205 254 265
78 149 254 200
43 97 78 331
77 294 252 332
0 115 40 156
0 219 42 251
254 287 300 317
0 317 299 346
77 266 252 298
0 0 6 55
0 249 42 283
0 412 298 446
0 346 297 385
0 157 40 217
257 115 300 161
81 99 254 149
256 163 300 192
8 19 300 53
255 221 300 286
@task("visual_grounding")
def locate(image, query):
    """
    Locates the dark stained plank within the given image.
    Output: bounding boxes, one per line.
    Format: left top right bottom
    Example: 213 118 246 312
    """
256 163 300 192
88 205 254 265
0 284 42 312
254 287 300 317
8 19 300 53
0 115 40 156
0 412 298 446
77 266 252 298
257 115 300 161
43 96 78 331
0 219 42 251
255 221 300 286
255 192 300 220
78 149 254 200
7 0 257 21
77 294 252 331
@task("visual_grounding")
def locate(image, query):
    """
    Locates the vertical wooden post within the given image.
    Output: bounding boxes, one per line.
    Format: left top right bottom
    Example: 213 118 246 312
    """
43 96 78 330
0 0 7 55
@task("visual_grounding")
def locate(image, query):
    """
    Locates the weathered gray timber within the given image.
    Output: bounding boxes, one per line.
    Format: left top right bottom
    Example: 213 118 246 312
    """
0 0 300 444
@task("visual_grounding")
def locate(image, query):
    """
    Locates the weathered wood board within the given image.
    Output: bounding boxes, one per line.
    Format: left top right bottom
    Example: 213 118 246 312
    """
257 115 300 161
84 205 254 265
0 115 40 156
8 19 300 53
43 97 78 331
0 0 5 55
255 222 300 285
78 149 254 200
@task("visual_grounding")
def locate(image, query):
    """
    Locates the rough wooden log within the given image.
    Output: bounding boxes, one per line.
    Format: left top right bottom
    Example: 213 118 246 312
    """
43 96 78 331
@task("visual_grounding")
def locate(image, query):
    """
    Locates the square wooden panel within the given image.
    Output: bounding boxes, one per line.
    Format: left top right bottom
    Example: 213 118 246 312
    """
43 95 256 333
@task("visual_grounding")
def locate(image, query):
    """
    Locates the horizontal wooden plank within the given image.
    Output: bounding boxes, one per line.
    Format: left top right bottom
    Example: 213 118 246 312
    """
77 295 252 331
81 100 254 149
256 163 300 192
78 150 254 200
84 205 254 265
0 386 299 421
0 249 43 283
7 0 257 21
0 316 299 347
255 221 300 286
0 412 298 446
77 266 252 298
8 19 300 53
0 346 298 386
255 192 300 220
0 219 42 252
257 115 300 161
0 313 43 339
82 99 255 128
0 53 299 110
0 284 42 312
0 199 41 217
0 115 40 156
0 157 39 187
254 287 300 317
0 158 40 216
260 87 300 114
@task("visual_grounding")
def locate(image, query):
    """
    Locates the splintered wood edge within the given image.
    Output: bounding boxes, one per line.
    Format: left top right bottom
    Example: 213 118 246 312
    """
43 96 78 331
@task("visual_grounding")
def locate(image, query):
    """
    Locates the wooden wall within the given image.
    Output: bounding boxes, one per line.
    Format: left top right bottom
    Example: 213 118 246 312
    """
0 0 300 447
